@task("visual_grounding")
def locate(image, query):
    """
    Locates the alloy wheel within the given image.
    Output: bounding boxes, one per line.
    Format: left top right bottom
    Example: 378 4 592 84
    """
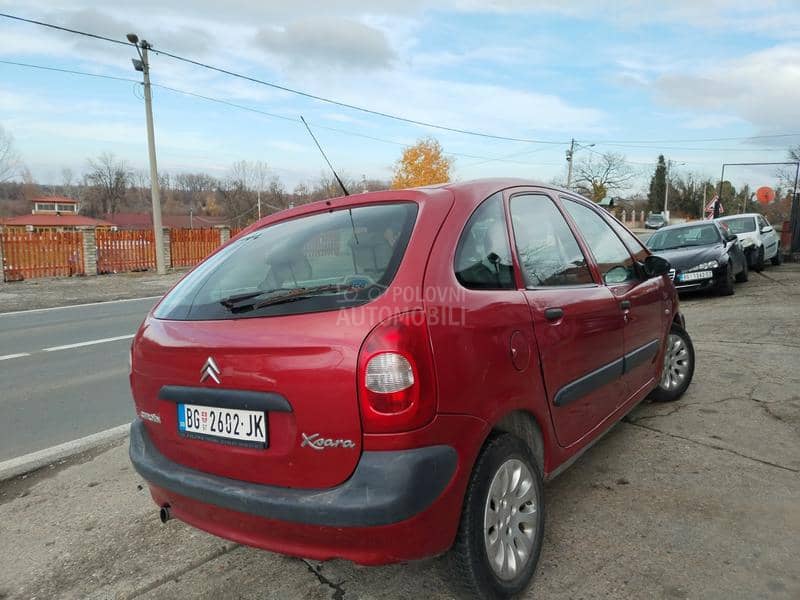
660 333 691 390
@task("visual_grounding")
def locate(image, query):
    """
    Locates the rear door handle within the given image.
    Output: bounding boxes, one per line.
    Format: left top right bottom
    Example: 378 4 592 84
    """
620 300 631 310
544 307 564 321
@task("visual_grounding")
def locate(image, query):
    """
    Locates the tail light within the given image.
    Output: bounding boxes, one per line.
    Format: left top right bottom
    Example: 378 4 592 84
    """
357 311 436 433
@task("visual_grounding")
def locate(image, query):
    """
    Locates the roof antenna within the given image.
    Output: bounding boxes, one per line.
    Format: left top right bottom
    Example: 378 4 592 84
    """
300 116 349 196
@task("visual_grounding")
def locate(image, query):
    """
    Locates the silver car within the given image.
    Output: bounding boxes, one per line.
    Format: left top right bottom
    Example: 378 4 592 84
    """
716 213 782 271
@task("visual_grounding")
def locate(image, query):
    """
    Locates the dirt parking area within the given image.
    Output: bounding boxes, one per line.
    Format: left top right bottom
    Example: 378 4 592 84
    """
0 270 186 312
0 266 798 600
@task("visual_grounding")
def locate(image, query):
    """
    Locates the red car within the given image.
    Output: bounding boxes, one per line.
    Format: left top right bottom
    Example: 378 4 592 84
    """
129 179 694 599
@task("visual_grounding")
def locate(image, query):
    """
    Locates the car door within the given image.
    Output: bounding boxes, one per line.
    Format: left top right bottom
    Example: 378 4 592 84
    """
507 190 626 448
560 196 666 402
759 215 779 260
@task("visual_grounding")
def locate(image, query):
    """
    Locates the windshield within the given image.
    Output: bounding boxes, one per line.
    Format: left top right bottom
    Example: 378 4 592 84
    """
648 215 665 223
646 223 721 251
720 216 756 234
154 202 418 320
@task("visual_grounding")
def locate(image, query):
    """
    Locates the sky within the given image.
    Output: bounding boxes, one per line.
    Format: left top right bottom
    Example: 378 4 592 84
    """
2 0 800 194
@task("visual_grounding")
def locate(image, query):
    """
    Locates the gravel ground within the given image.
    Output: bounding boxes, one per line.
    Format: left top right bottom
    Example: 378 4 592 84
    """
0 270 186 312
0 265 798 600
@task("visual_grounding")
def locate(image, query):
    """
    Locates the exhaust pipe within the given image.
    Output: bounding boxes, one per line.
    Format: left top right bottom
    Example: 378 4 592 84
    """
159 504 172 523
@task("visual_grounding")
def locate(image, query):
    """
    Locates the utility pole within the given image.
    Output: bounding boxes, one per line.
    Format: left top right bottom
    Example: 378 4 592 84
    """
257 189 262 220
566 138 575 189
128 33 166 275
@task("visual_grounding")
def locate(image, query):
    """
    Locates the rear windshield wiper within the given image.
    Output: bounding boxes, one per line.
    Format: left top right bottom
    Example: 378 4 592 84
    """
251 284 358 310
219 288 297 309
221 284 358 313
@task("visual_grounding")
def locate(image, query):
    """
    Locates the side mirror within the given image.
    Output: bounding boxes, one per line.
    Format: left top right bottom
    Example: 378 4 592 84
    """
761 225 773 234
725 232 738 243
642 255 670 278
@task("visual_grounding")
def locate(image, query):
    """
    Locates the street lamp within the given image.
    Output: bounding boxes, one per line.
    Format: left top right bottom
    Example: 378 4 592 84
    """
565 139 596 189
663 159 686 220
128 33 166 275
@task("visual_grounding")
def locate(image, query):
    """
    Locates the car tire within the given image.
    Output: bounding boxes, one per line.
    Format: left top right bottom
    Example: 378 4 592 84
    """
771 247 783 266
649 324 695 403
752 246 765 272
450 433 545 600
735 257 748 282
718 265 735 296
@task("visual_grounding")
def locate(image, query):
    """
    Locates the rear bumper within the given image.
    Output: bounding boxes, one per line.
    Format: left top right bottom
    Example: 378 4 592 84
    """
129 415 485 565
129 418 456 528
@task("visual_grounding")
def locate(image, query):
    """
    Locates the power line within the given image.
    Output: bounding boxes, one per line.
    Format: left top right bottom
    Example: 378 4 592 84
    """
0 59 138 84
0 58 558 167
0 12 131 47
581 132 800 144
4 12 800 149
0 12 565 146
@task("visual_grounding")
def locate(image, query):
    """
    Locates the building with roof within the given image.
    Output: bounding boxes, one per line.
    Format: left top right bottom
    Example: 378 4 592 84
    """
103 212 229 230
0 197 114 231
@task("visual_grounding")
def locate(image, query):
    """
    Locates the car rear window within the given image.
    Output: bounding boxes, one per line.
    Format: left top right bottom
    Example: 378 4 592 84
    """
720 217 756 234
154 202 418 320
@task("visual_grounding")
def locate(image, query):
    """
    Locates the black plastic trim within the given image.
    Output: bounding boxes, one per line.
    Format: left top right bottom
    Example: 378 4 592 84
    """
129 419 457 527
623 339 660 373
159 386 291 413
553 357 624 407
553 339 663 408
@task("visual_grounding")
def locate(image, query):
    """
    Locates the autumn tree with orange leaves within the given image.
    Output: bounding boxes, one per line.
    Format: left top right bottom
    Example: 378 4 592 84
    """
391 138 452 189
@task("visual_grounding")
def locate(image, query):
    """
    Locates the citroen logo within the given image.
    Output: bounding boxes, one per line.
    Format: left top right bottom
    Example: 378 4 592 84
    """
200 356 221 384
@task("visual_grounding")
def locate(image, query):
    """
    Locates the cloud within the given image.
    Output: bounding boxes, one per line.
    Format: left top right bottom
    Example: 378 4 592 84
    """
254 17 396 70
653 44 800 133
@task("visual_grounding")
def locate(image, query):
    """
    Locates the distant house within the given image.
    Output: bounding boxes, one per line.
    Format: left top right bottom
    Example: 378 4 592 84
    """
0 197 113 232
32 196 81 215
104 212 229 230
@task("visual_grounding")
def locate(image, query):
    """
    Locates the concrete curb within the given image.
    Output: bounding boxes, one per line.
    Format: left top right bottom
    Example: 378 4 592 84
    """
0 424 129 482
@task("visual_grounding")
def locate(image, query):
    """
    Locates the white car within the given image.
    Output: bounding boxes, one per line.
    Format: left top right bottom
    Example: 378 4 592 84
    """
716 213 782 271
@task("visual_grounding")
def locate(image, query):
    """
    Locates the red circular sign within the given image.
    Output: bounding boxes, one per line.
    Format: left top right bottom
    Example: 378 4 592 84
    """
756 186 775 205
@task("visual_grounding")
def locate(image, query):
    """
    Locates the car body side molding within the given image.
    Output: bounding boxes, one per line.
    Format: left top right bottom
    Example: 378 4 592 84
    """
553 358 624 407
623 339 661 373
553 339 661 407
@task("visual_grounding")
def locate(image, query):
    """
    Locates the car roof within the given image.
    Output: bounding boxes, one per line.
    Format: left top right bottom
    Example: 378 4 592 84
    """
717 214 758 220
655 220 719 232
234 178 593 240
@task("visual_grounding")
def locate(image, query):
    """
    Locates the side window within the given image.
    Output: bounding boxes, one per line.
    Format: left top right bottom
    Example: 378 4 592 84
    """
454 192 515 290
758 215 769 229
601 211 649 263
509 194 594 287
562 199 636 285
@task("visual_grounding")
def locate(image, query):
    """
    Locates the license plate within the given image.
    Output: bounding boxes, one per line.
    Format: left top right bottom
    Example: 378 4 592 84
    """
678 271 712 282
178 403 267 448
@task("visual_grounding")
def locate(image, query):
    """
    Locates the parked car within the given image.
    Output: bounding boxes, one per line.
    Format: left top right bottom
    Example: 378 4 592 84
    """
716 213 782 270
129 179 694 600
645 213 668 229
646 220 748 295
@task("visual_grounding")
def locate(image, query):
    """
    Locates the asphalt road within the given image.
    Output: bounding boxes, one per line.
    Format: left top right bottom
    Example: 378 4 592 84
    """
0 298 157 461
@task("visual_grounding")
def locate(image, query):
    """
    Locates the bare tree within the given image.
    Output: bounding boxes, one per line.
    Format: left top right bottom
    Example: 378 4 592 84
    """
574 152 635 202
60 167 75 199
0 125 21 184
84 152 131 216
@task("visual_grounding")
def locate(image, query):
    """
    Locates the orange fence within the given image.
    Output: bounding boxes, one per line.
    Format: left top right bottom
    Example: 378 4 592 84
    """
96 229 155 274
1 230 84 281
230 227 245 238
170 228 220 267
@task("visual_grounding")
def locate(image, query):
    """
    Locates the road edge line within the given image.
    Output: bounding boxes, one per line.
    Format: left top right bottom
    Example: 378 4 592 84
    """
0 424 130 482
0 295 163 317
